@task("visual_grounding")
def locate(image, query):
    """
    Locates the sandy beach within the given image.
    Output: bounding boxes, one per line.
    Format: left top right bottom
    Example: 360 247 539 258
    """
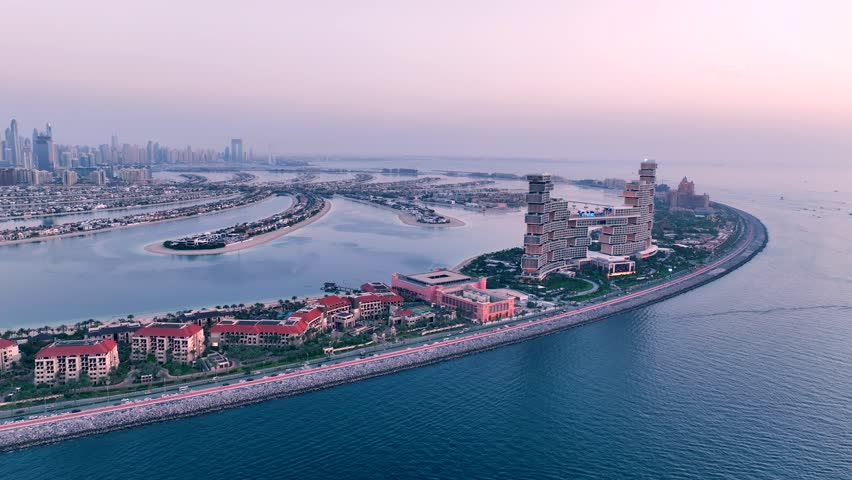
144 198 332 256
452 253 480 271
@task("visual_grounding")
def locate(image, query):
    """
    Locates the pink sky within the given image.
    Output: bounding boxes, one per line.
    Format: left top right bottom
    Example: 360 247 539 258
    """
1 0 850 162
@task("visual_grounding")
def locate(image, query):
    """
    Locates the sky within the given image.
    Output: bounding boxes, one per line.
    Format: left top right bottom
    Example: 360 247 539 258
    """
0 0 850 163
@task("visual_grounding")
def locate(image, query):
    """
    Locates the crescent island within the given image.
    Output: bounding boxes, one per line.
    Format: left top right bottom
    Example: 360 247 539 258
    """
144 193 331 256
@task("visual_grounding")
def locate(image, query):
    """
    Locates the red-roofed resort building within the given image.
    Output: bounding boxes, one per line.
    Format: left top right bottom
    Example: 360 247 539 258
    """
0 338 21 373
34 339 119 385
131 322 205 364
354 292 404 320
210 319 309 347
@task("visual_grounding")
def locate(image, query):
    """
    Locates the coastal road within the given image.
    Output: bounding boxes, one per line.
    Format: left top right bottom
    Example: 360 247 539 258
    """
0 209 761 433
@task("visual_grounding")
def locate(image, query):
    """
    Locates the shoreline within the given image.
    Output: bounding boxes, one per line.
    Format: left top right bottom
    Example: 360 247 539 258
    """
0 194 239 222
143 198 332 256
0 194 273 247
344 196 466 228
452 253 480 271
0 205 768 452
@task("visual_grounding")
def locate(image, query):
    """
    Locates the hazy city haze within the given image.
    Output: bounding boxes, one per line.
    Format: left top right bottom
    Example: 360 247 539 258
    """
1 0 850 163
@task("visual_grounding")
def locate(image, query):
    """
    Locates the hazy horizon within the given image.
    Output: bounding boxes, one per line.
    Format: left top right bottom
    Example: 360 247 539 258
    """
1 0 850 165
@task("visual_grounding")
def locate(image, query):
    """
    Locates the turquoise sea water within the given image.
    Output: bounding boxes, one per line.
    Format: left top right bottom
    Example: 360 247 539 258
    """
0 159 849 478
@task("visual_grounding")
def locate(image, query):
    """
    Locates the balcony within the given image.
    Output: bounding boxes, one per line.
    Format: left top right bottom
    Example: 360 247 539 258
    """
525 213 546 224
525 193 550 204
524 234 544 245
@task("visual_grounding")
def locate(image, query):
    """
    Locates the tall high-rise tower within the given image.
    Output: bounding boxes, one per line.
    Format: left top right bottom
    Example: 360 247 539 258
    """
230 139 243 163
520 160 659 281
521 174 586 281
33 123 55 171
598 159 657 255
4 119 22 167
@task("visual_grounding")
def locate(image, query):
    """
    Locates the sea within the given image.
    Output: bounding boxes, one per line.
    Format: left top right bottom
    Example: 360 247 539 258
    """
0 157 849 479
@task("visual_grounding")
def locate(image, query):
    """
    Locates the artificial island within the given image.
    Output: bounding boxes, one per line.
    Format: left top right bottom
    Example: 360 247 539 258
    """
0 156 767 451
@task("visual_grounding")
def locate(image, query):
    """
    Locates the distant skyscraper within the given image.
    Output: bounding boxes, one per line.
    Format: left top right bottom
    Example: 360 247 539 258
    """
33 123 55 171
21 139 33 170
99 144 111 164
230 139 243 163
4 119 22 167
61 170 78 186
89 170 106 185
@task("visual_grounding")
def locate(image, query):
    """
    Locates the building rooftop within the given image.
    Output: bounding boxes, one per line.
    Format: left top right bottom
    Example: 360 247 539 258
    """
134 322 203 338
36 338 117 357
356 293 404 304
400 269 475 287
0 338 17 348
86 323 141 336
449 287 513 303
315 295 350 308
587 250 631 262
289 307 323 322
360 282 391 293
211 319 308 335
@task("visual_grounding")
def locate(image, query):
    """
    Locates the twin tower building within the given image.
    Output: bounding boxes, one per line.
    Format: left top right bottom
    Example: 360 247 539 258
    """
522 160 658 281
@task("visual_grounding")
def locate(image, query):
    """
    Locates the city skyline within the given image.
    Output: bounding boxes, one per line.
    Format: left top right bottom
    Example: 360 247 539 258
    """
1 117 248 170
0 1 850 164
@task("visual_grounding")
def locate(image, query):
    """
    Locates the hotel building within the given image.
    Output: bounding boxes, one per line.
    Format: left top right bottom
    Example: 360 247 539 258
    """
288 306 327 331
392 270 516 323
598 159 657 256
0 338 21 373
210 299 353 347
85 322 142 343
210 319 308 347
522 160 658 280
354 292 405 320
667 176 710 211
314 295 352 317
131 323 205 364
436 288 516 322
392 270 487 303
34 339 119 385
521 174 582 280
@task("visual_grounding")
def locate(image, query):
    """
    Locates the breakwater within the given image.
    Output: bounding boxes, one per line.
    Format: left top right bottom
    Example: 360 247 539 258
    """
0 204 767 452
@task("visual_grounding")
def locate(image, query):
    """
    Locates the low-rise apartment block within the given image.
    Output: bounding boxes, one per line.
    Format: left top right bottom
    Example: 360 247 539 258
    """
34 339 118 385
85 322 142 343
210 319 308 347
354 292 404 320
314 295 352 317
0 338 21 372
131 322 205 364
288 306 326 331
